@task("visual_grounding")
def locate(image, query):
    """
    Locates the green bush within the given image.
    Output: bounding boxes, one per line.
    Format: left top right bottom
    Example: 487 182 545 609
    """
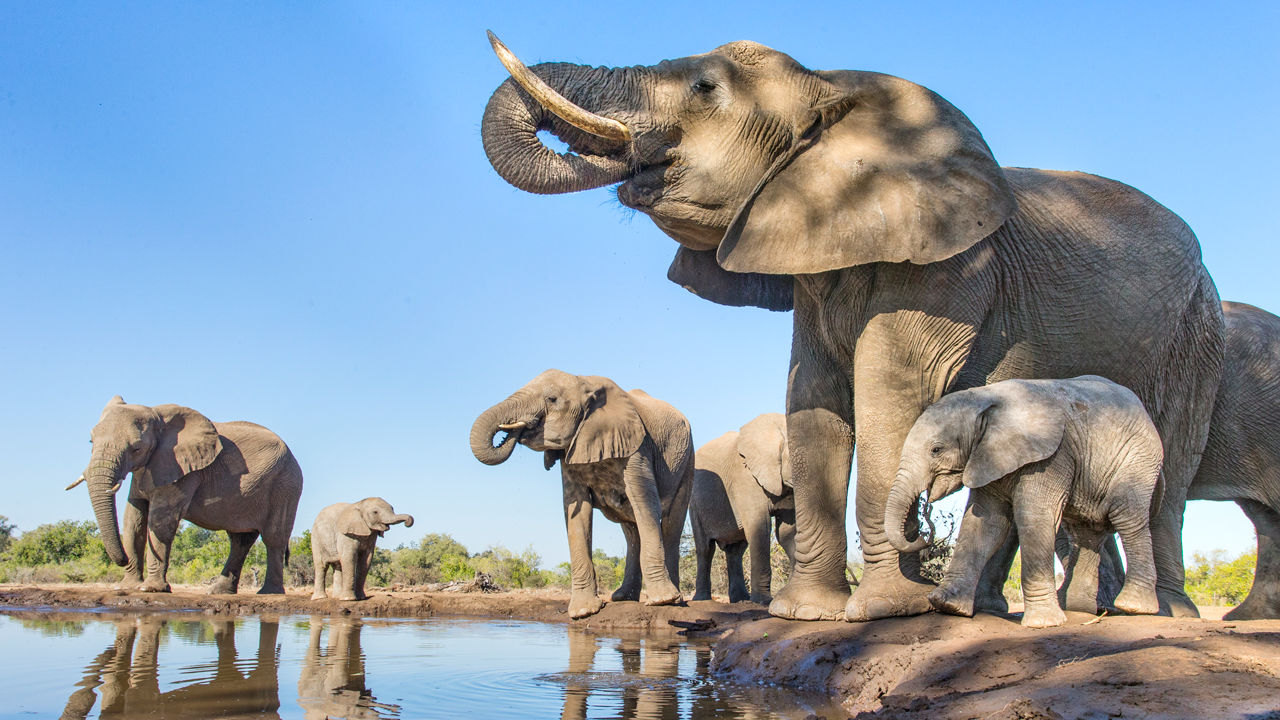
1185 548 1257 606
0 515 15 553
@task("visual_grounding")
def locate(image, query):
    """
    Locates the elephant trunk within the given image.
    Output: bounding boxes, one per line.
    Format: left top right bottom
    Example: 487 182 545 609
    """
884 466 933 555
86 448 129 566
482 60 638 194
470 389 539 466
393 513 414 528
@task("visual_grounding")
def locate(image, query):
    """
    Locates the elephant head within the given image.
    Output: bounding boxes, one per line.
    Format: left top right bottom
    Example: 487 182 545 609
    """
884 383 1067 553
481 35 1015 309
72 397 222 565
470 369 644 469
341 498 414 539
736 413 791 497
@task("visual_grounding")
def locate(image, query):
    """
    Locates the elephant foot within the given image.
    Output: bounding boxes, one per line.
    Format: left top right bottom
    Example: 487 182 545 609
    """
642 581 682 607
611 584 641 602
140 580 171 593
1158 588 1201 618
929 584 975 617
1020 603 1067 628
748 593 772 606
310 591 327 601
1113 585 1159 615
768 570 851 621
974 588 1010 614
257 583 286 595
208 576 238 595
569 592 605 619
332 592 358 601
116 575 145 591
1223 590 1280 620
691 590 712 602
728 587 750 604
844 570 935 623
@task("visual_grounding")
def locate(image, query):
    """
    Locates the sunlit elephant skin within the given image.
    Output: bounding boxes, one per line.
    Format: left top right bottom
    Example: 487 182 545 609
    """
298 618 399 720
887 377 1163 628
470 369 693 618
311 498 414 601
72 396 304 594
690 413 796 604
60 615 282 719
481 37 1225 621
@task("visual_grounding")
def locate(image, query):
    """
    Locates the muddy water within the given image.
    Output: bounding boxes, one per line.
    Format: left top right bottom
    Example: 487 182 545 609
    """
0 610 843 719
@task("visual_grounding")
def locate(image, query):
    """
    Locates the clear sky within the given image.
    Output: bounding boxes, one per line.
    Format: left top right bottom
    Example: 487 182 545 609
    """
2 2 1277 568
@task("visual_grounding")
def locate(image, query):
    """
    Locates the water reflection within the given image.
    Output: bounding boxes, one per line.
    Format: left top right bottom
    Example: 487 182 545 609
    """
298 617 399 719
60 615 282 719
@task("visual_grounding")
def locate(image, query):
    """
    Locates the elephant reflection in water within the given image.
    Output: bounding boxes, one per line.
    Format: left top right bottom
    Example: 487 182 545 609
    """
297 617 399 720
60 614 281 719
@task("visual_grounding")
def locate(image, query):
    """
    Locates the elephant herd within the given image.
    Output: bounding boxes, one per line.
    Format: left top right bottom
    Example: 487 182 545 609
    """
65 35 1280 629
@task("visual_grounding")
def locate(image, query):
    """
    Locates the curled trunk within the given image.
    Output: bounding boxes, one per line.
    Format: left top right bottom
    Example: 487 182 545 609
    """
482 63 635 195
470 390 538 466
885 469 932 554
393 513 414 528
86 449 128 566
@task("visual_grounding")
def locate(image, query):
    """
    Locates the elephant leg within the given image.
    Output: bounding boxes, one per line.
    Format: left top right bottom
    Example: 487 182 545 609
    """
141 514 182 593
1225 499 1280 620
774 509 797 570
690 514 714 602
930 492 1011 618
1013 494 1067 628
724 541 750 603
660 465 692 589
333 543 360 601
1150 483 1199 617
1058 524 1104 614
312 557 329 600
353 545 373 600
332 565 345 598
974 528 1017 613
119 498 148 588
770 337 855 621
210 531 259 595
1110 508 1160 615
563 477 603 618
623 453 681 606
257 537 288 595
744 514 773 604
1096 534 1126 609
612 523 641 602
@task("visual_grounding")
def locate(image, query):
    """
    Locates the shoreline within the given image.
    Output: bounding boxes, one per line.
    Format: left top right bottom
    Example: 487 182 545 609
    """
5 584 1279 719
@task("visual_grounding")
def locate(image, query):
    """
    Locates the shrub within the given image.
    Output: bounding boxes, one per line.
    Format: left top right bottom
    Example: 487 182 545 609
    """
1185 548 1257 606
7 520 108 566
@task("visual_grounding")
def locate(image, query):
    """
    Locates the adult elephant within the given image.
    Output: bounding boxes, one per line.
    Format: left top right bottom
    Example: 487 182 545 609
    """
691 413 796 604
69 396 304 594
480 35 1225 621
470 369 694 618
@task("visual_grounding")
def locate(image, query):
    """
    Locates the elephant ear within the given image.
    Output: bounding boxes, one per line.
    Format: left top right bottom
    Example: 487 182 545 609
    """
718 70 1016 275
340 505 373 538
962 388 1066 489
737 413 788 496
667 246 793 311
134 405 222 490
566 377 645 465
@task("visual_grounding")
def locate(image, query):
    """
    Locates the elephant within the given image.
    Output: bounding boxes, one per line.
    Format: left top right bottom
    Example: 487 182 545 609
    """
885 376 1163 627
690 413 796 604
310 498 414 601
69 396 304 594
60 614 282 719
480 35 1226 621
470 369 693 618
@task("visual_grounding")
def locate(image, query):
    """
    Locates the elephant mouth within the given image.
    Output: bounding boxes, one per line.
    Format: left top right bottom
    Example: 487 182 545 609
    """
616 164 672 210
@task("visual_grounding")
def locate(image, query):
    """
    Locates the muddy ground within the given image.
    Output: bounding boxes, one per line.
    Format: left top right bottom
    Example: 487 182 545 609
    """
4 584 1279 719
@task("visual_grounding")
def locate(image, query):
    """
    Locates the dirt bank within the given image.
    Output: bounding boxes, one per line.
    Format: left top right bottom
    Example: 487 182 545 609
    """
5 584 1278 718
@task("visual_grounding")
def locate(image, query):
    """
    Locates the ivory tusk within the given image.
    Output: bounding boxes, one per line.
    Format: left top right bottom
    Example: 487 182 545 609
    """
487 30 631 143
108 482 122 493
497 421 528 431
65 475 85 491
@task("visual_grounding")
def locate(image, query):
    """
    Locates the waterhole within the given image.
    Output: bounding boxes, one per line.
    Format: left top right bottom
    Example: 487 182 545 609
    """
0 609 843 719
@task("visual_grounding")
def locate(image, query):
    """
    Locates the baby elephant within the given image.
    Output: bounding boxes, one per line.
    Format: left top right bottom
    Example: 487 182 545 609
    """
886 376 1163 628
311 498 414 601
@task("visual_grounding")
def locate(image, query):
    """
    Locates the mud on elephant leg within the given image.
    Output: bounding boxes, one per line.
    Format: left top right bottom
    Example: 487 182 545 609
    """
612 523 642 602
1224 500 1280 620
210 531 259 595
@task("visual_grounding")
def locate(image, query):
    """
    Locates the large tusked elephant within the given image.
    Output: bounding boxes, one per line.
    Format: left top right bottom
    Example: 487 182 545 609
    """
470 369 693 618
70 396 303 594
480 35 1226 621
690 413 796 604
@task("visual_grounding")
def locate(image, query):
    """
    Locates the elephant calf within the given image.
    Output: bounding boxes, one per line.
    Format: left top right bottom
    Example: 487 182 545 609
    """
690 413 796 604
471 369 693 619
887 376 1163 628
311 498 414 601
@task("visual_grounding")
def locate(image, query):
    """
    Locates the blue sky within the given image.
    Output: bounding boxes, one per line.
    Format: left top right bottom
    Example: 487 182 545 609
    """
2 2 1276 568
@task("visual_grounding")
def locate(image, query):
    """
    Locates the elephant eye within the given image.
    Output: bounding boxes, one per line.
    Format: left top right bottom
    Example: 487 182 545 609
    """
547 396 557 404
930 444 944 456
691 78 716 95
